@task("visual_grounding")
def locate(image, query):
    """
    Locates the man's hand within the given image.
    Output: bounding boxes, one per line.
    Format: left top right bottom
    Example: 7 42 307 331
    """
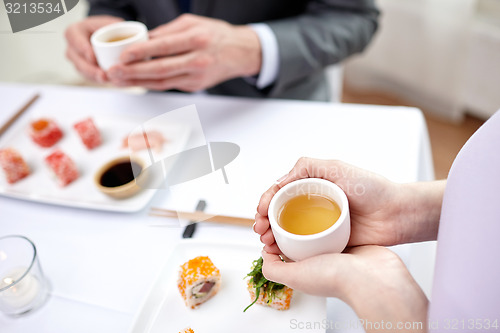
65 15 124 83
106 14 262 91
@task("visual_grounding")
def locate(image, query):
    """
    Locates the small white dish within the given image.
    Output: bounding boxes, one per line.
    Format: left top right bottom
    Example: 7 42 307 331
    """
268 178 351 262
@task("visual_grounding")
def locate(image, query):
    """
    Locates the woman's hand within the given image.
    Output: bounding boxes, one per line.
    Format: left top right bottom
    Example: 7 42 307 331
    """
255 157 405 255
255 157 443 255
262 246 428 333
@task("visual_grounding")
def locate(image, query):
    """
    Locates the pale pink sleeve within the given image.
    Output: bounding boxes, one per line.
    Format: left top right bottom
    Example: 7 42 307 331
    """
429 110 500 331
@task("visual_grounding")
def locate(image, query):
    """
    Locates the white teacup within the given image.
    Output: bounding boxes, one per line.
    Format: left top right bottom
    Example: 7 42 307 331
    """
268 178 351 262
90 21 148 71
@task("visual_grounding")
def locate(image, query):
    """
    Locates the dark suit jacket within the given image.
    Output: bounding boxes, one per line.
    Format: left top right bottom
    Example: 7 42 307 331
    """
88 0 379 101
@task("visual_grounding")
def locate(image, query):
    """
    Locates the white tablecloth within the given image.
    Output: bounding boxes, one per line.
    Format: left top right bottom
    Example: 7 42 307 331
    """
0 83 435 333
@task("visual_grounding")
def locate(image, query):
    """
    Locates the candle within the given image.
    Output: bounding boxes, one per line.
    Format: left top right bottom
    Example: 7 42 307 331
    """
0 267 40 310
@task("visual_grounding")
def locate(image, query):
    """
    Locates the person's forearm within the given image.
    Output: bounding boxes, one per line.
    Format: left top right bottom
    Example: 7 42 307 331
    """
345 270 429 333
398 180 446 243
336 247 429 333
265 0 379 97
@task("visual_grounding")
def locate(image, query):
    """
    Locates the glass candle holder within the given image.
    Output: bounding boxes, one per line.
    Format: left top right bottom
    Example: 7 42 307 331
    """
0 235 50 316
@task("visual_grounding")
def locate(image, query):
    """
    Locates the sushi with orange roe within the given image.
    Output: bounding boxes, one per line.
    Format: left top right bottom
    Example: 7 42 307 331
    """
179 328 194 333
0 148 30 184
178 256 221 309
29 118 63 148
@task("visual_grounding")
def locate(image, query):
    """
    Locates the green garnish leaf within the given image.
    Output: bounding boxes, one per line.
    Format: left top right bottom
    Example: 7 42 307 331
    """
243 257 286 312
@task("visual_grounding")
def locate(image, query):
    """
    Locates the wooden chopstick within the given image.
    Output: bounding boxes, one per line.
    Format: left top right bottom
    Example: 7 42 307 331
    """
0 93 40 137
149 207 254 227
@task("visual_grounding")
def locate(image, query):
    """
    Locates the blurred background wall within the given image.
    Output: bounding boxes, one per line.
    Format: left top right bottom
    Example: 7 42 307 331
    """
345 0 500 121
0 0 88 84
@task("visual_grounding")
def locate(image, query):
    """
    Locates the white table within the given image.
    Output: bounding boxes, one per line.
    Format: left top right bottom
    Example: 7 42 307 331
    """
0 83 436 333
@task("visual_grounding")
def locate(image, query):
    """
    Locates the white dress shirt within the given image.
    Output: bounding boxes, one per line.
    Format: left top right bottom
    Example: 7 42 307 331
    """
248 23 280 89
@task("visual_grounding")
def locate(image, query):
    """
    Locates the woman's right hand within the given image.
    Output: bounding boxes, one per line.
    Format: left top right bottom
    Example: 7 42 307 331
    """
65 15 123 83
255 158 443 255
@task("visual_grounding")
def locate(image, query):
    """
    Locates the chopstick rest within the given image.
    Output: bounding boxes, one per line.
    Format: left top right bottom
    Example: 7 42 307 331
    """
182 200 206 238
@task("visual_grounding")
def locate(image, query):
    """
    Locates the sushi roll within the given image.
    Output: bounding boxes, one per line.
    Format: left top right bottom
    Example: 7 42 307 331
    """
29 118 63 148
45 150 79 186
0 148 30 184
246 280 293 311
244 257 293 311
179 329 194 333
123 130 166 153
178 256 221 309
73 117 102 150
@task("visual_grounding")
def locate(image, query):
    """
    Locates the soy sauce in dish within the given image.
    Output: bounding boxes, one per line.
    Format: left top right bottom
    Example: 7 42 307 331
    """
99 160 142 187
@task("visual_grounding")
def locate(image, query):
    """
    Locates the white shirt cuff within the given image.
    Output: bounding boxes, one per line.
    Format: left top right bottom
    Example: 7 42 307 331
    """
248 23 280 89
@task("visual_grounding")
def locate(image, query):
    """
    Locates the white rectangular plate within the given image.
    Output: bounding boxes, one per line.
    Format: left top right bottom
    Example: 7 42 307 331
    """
130 240 326 333
0 110 190 212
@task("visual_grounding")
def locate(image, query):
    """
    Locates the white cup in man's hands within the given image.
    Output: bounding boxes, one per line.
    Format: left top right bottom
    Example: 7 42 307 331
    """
268 178 351 262
90 21 148 71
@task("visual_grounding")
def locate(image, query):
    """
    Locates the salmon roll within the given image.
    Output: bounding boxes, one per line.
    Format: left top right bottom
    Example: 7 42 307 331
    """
29 118 63 148
179 329 194 333
244 257 293 311
45 150 79 186
178 256 221 309
123 130 166 153
0 148 30 184
73 118 102 150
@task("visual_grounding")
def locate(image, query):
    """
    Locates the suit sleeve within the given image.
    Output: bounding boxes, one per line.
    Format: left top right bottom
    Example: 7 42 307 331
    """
87 0 138 21
265 0 379 97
